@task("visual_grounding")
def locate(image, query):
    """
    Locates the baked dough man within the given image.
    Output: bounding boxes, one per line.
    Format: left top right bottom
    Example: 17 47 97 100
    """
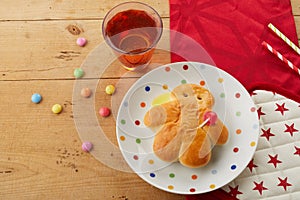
144 84 228 168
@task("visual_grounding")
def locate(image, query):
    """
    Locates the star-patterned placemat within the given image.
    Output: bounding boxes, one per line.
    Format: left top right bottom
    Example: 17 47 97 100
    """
222 90 300 199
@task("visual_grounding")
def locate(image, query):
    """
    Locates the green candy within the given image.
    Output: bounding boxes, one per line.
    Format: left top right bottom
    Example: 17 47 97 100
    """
74 68 84 78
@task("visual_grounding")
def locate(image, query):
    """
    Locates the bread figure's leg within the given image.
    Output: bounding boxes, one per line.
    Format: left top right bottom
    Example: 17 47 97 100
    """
179 128 211 168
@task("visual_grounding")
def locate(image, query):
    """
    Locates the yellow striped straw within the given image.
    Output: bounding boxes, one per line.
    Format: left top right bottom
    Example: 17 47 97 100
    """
268 23 300 55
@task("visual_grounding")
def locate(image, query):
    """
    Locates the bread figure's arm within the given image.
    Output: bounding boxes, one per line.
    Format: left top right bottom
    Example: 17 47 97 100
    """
144 100 180 127
152 122 181 162
202 119 228 146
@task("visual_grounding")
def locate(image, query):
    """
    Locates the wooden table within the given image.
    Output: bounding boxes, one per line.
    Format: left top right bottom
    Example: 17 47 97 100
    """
0 1 299 199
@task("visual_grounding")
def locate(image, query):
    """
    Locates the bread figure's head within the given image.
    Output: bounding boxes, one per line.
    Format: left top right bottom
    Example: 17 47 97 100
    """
170 84 214 110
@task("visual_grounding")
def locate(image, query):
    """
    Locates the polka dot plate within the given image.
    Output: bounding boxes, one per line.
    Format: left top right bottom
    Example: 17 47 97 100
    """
116 62 259 194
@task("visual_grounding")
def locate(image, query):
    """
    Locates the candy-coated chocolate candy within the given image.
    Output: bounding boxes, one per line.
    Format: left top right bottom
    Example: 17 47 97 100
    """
31 93 42 104
105 85 115 95
99 107 111 117
52 104 63 114
82 141 93 152
81 88 92 98
74 68 84 78
76 37 87 47
203 111 218 125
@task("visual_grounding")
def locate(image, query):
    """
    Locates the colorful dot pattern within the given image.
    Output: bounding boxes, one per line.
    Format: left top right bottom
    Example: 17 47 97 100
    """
136 138 141 144
191 175 198 180
250 141 256 147
148 159 154 164
135 120 140 126
169 173 175 178
168 185 174 190
231 165 237 170
117 63 260 194
133 155 139 160
120 136 125 141
233 147 239 153
140 102 146 108
145 86 151 92
162 84 168 90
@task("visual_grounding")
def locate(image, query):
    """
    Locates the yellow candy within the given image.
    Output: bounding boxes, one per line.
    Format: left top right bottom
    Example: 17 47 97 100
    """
52 104 63 114
105 85 115 95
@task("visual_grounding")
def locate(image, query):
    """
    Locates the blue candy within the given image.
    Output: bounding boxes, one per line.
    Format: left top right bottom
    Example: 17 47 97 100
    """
31 93 42 104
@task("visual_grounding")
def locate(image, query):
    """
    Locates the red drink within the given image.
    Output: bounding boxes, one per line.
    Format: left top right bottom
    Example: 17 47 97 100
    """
102 3 162 70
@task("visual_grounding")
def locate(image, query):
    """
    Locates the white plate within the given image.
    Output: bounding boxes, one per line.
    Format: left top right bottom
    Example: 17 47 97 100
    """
116 62 259 194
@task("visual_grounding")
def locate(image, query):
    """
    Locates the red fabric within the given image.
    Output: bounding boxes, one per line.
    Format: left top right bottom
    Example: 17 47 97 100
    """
186 189 238 200
170 0 300 199
170 0 300 105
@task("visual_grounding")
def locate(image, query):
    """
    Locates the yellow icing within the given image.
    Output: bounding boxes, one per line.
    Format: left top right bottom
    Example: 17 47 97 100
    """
151 92 171 106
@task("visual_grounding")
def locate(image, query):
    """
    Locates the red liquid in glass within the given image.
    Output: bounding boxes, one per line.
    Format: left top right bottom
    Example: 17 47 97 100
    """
105 9 160 70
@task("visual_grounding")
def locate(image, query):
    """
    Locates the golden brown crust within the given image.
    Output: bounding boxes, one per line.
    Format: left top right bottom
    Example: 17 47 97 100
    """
143 100 180 127
202 119 229 145
144 84 228 168
152 122 181 162
179 128 211 168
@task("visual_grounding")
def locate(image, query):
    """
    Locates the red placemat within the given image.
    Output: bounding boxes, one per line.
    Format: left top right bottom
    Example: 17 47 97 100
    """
170 0 300 105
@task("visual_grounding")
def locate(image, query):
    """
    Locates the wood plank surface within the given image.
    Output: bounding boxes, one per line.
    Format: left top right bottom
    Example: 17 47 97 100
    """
0 15 298 81
0 80 182 199
0 0 298 20
291 0 300 15
0 0 169 20
295 16 300 39
0 0 299 199
0 19 170 80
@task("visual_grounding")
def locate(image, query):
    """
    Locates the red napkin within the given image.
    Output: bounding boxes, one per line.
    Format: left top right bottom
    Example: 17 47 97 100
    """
170 0 299 199
185 189 238 200
170 0 300 106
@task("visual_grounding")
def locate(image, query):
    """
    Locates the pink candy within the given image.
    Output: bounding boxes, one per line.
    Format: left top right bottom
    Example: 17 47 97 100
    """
76 37 87 47
203 111 218 126
99 107 111 117
82 141 93 152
